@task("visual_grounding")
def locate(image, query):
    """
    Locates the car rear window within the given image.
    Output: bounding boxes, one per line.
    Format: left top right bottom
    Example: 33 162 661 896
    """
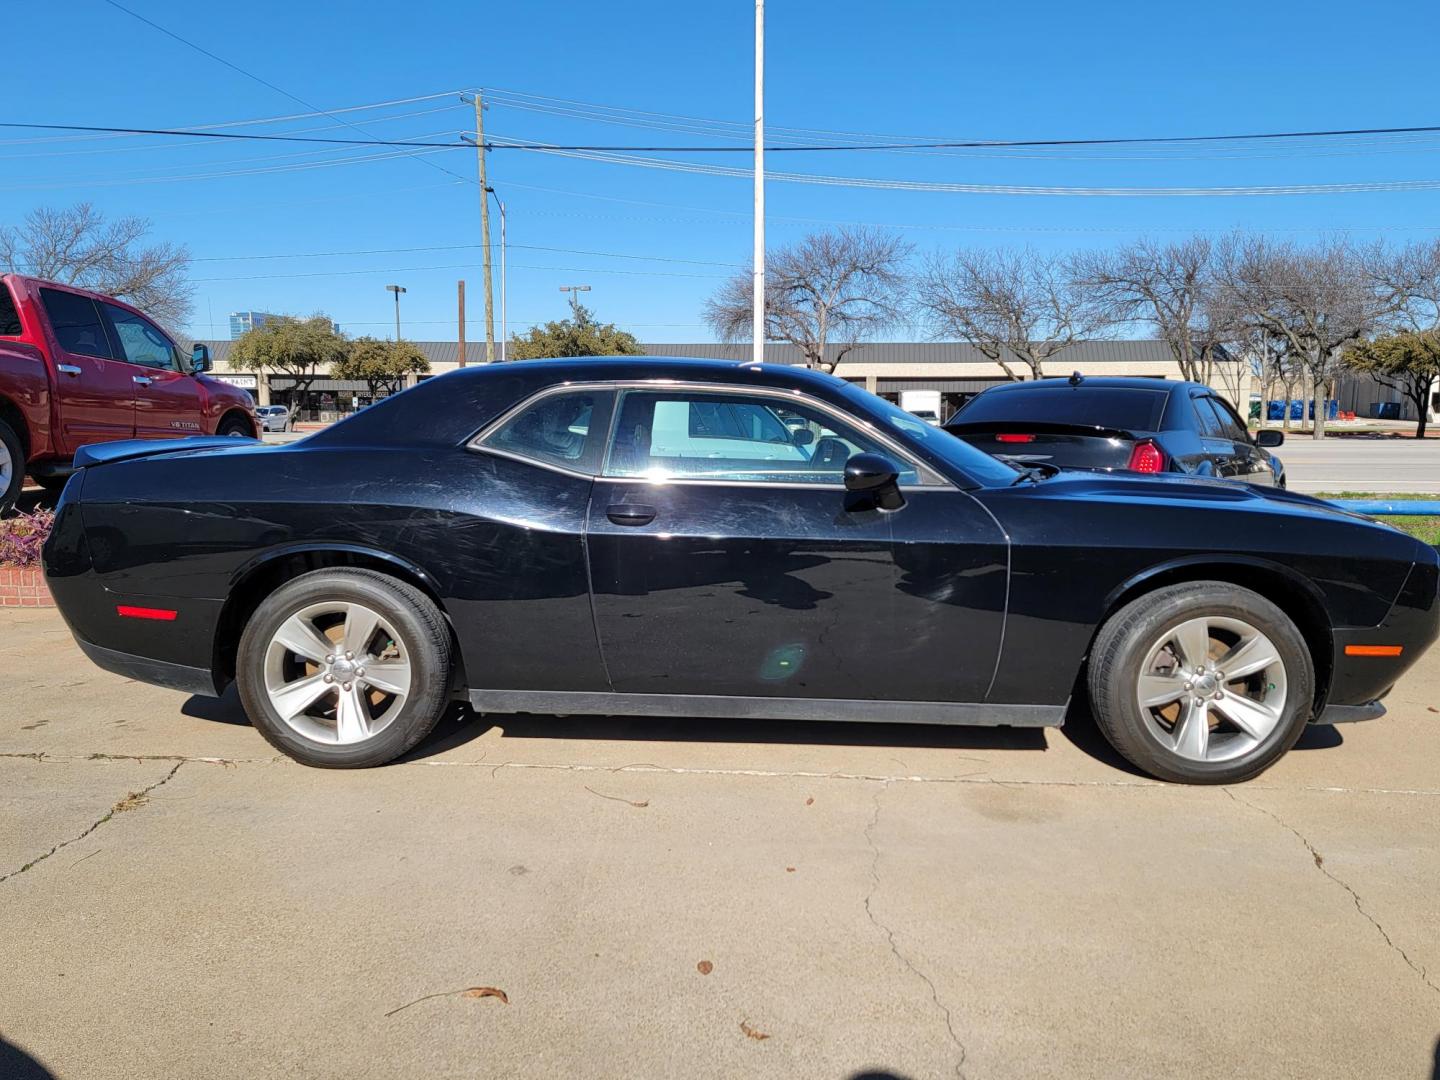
953 386 1168 431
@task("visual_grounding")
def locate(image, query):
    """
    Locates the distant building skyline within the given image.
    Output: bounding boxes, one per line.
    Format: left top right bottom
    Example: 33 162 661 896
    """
228 311 276 340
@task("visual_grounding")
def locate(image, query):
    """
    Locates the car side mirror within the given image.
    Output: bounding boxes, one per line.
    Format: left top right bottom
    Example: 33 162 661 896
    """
792 428 815 446
191 343 211 372
1255 429 1284 448
844 452 904 511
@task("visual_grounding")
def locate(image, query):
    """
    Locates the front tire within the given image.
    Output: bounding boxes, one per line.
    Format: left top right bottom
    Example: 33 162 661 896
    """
236 569 452 767
0 420 23 516
217 414 254 438
1087 581 1313 784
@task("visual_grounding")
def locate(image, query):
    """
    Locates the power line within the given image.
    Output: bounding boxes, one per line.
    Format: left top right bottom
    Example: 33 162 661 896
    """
97 0 472 185
192 241 743 267
12 117 1440 154
192 261 728 283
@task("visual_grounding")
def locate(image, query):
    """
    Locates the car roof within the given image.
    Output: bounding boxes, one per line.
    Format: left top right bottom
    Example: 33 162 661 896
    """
441 355 846 390
981 376 1199 394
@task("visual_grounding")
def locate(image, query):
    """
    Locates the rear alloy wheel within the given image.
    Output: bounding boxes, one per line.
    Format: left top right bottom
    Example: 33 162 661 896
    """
1088 582 1313 784
237 569 451 767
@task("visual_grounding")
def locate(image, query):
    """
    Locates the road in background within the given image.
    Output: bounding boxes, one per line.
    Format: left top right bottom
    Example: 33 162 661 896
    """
3 607 1439 1079
1272 438 1440 494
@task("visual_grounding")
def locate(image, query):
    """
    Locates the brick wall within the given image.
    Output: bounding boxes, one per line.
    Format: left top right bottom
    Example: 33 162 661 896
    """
0 567 54 608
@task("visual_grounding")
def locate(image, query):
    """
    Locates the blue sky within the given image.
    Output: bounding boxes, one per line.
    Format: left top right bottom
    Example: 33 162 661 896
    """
7 0 1440 344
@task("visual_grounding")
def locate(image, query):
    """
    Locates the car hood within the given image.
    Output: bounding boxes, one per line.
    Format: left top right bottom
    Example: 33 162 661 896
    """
1011 468 1390 527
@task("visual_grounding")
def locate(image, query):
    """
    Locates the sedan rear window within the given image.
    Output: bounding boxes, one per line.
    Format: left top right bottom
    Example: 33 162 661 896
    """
953 387 1168 432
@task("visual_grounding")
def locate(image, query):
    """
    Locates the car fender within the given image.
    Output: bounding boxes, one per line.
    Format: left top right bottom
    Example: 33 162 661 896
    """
1100 552 1331 629
226 540 441 595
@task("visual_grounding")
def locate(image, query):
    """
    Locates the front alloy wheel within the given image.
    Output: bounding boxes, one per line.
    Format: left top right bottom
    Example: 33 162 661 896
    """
1088 581 1313 784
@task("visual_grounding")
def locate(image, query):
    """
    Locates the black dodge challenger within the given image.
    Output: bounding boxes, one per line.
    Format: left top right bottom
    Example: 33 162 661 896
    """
42 358 1439 784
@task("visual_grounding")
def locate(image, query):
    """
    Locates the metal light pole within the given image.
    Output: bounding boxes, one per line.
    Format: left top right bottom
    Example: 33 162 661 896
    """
752 0 765 366
385 284 406 340
559 285 591 320
486 185 508 362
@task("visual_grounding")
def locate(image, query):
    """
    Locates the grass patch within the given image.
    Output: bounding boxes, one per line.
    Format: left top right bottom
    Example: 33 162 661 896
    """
1310 492 1440 545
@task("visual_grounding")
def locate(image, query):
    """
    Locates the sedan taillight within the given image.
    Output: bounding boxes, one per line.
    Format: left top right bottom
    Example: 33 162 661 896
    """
994 433 1035 443
1127 440 1165 474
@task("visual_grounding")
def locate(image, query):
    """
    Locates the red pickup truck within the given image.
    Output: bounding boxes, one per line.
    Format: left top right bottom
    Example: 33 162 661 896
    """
0 274 257 512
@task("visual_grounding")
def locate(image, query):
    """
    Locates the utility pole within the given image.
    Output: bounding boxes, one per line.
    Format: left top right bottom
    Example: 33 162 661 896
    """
486 186 508 362
560 284 591 320
457 280 467 367
472 93 496 362
752 0 765 366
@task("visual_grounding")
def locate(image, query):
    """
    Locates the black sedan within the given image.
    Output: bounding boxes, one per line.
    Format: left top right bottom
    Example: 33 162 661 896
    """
42 358 1437 784
945 375 1286 486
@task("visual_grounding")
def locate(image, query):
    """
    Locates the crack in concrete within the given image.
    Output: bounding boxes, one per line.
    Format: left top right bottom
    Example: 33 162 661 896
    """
0 761 185 886
1225 788 1440 997
862 782 969 1080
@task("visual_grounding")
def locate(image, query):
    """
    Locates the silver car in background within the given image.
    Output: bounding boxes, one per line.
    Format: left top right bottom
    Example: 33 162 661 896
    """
255 405 291 433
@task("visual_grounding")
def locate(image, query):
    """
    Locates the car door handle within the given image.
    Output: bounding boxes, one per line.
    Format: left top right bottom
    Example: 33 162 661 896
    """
133 375 152 387
606 503 657 527
57 364 82 377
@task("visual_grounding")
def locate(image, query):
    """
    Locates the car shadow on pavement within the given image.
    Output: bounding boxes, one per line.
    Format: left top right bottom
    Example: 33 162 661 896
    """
180 685 1345 773
402 703 1049 764
0 1037 55 1080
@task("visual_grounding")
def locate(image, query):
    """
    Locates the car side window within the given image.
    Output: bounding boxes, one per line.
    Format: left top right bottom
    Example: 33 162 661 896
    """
1192 396 1227 440
1208 396 1251 442
101 303 179 371
39 288 118 360
0 281 21 337
479 389 614 474
604 389 921 485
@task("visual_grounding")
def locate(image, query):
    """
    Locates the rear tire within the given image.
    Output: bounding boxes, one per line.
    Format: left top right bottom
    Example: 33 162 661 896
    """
1088 581 1313 784
0 420 23 516
236 569 452 768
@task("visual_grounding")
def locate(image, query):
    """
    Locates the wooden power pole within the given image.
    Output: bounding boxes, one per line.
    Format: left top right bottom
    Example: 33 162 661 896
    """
457 280 467 368
473 94 496 362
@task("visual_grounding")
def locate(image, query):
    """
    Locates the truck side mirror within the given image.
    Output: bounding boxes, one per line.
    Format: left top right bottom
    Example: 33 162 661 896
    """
191 344 211 372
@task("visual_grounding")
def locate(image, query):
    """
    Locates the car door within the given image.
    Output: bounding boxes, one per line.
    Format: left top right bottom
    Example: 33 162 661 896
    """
100 302 204 439
584 384 1009 705
1188 391 1243 479
1206 394 1273 485
37 286 136 450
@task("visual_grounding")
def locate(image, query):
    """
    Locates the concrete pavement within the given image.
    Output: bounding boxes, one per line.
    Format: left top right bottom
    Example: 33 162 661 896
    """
2 606 1439 1079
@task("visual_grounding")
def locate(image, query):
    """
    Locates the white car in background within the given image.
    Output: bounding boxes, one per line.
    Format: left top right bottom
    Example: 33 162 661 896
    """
255 405 291 432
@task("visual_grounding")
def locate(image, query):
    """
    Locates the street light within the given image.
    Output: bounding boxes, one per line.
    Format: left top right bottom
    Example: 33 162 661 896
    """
385 284 406 341
559 284 591 320
484 185 508 362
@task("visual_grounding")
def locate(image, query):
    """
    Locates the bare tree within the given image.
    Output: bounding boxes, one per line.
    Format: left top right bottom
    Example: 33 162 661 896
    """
1071 237 1222 383
1214 235 1389 439
704 227 910 372
0 203 192 327
914 247 1109 380
1370 237 1440 332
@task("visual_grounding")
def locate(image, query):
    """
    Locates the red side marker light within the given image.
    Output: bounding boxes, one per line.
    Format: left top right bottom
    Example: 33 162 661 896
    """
1127 440 1164 474
995 433 1035 444
1344 645 1403 657
117 605 178 621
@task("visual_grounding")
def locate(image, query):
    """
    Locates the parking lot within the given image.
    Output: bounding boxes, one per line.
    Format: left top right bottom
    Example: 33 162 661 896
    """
3 605 1438 1079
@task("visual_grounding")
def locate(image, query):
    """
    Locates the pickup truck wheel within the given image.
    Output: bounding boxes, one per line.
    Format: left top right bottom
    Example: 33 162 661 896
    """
236 569 452 768
1088 581 1313 784
217 415 253 438
0 420 23 516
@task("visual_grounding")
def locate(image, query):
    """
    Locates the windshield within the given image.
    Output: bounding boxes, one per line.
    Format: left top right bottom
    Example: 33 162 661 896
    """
838 383 1021 486
953 386 1168 431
